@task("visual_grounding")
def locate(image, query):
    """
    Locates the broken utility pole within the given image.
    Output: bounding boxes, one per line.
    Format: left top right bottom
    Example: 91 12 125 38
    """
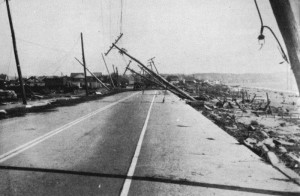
112 44 195 100
101 54 115 88
5 0 27 104
74 58 110 91
81 33 88 96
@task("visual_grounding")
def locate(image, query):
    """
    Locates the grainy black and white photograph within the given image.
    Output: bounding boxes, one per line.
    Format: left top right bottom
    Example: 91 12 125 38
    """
0 0 300 195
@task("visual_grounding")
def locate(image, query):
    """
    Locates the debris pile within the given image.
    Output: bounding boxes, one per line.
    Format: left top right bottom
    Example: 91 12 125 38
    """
186 83 300 176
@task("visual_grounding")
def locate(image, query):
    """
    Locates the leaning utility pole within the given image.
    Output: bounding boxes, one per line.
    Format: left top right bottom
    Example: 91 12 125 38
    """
101 54 115 88
5 0 27 104
74 58 110 90
269 0 300 94
81 33 88 96
112 44 195 100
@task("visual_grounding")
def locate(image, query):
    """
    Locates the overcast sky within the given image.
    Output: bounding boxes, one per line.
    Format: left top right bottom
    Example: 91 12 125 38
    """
0 0 293 77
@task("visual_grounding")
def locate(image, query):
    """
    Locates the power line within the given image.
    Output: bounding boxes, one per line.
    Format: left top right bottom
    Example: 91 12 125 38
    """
16 37 70 53
109 0 112 42
49 36 81 75
99 0 105 51
120 0 123 34
6 43 13 75
254 0 289 64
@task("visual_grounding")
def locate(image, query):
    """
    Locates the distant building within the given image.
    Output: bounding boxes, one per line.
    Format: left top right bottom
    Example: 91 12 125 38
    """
0 74 8 81
166 75 180 85
70 73 85 88
0 74 9 89
25 76 45 87
184 79 197 85
70 72 103 89
44 76 71 89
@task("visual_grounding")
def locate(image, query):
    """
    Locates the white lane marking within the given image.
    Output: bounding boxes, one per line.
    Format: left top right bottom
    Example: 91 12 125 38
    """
0 92 139 163
120 91 156 196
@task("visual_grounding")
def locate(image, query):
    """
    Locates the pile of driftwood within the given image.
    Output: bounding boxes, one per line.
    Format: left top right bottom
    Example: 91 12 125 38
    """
186 85 300 177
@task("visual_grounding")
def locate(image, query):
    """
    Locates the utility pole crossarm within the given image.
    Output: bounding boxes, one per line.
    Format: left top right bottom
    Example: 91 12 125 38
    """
104 33 123 56
74 58 110 91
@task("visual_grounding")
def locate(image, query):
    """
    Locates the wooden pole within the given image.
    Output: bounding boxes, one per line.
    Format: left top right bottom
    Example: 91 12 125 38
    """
81 33 88 96
113 44 195 100
127 67 177 96
115 67 119 87
5 0 27 104
101 54 115 88
112 64 116 74
123 60 132 75
269 0 300 94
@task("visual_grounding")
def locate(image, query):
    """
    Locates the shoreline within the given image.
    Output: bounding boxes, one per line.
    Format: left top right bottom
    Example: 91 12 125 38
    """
226 82 299 95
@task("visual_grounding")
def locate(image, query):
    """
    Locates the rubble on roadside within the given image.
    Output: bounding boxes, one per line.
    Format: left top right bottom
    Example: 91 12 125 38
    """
185 83 300 177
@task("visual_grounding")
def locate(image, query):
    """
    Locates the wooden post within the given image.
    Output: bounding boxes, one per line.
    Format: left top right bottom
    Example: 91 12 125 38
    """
269 0 300 94
5 0 27 104
101 54 115 88
112 64 116 74
115 67 119 87
81 33 88 96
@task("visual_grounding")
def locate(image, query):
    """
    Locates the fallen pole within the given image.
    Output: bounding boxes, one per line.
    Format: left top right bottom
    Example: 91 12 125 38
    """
112 44 196 101
127 67 180 96
126 67 162 87
75 58 110 91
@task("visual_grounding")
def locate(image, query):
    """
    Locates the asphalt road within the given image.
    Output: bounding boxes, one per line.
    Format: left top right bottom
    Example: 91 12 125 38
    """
0 90 299 196
0 91 157 195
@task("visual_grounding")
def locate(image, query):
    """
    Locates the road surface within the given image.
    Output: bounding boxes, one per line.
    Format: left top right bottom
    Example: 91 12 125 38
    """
0 90 299 195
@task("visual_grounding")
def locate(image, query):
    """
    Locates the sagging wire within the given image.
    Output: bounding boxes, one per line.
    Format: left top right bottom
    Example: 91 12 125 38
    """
16 37 70 53
50 35 81 75
6 43 13 75
254 0 289 64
